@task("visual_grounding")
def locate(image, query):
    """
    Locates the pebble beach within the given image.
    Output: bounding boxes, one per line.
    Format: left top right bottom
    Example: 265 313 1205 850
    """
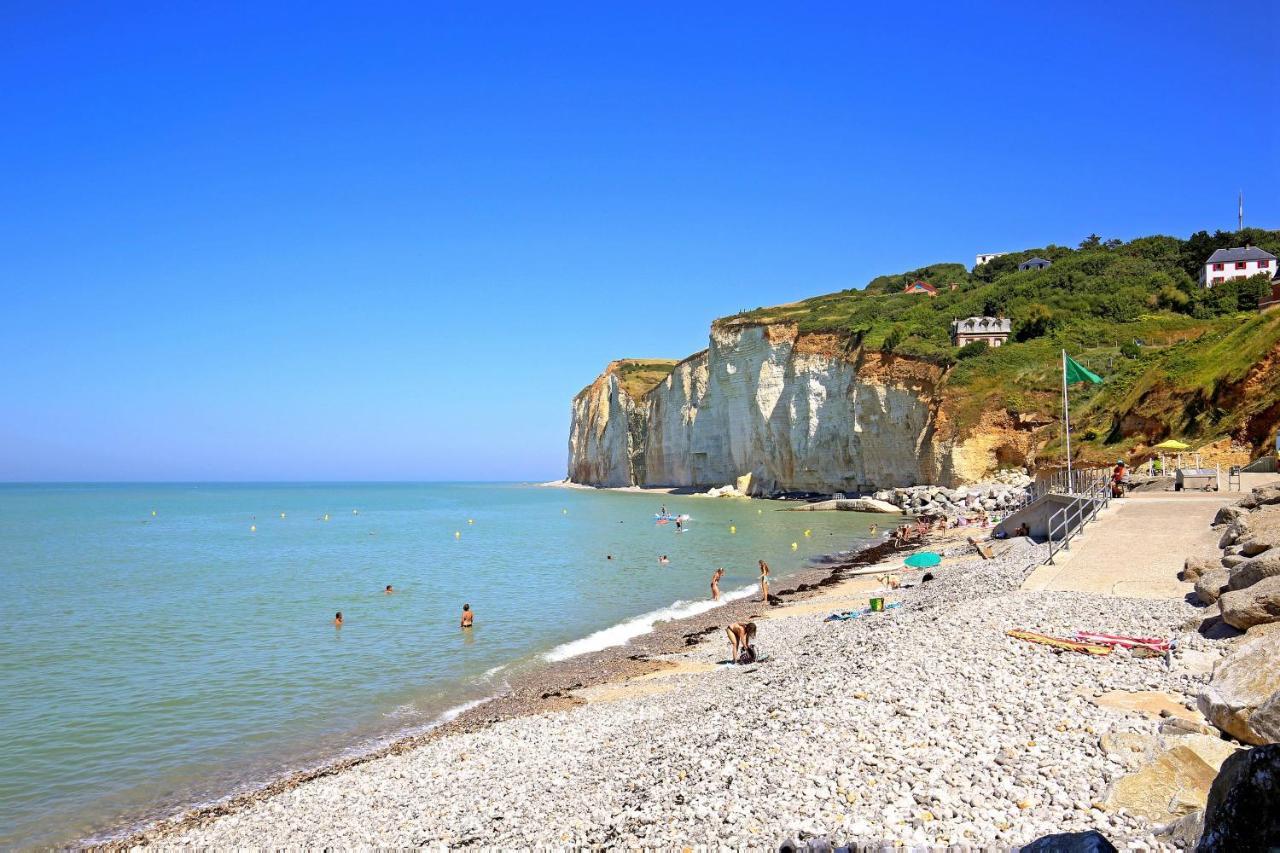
136 534 1221 850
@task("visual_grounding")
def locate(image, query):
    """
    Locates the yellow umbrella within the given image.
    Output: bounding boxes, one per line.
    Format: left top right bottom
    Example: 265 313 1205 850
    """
1152 439 1190 450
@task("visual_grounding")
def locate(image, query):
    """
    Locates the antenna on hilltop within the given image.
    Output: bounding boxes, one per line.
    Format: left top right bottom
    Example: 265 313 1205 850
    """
1239 190 1244 231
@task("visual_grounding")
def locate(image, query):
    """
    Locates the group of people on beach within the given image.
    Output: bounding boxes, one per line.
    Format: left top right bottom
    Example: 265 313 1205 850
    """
333 591 474 630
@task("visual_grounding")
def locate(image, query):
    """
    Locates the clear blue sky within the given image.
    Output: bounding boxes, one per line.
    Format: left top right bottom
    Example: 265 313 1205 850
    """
2 2 1277 481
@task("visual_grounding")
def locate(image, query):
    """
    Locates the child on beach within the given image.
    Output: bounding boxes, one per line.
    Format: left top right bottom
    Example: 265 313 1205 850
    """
710 567 724 600
758 560 770 603
460 604 473 628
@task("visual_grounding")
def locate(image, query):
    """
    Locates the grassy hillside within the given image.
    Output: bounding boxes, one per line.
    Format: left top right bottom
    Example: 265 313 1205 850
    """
720 228 1280 463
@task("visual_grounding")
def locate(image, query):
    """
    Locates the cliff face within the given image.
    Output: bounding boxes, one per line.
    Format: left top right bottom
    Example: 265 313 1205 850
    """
568 323 1037 492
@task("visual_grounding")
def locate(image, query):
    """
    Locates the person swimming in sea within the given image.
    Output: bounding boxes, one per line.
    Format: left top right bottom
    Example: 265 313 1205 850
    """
659 555 669 565
384 584 394 594
460 603 474 628
758 560 770 603
334 611 343 629
710 567 724 600
726 621 757 664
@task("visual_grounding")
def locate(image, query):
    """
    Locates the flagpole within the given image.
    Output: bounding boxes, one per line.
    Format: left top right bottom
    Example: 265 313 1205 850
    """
1062 349 1073 493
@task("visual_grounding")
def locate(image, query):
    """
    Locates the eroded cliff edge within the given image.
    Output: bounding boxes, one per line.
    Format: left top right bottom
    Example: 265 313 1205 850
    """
567 321 1040 493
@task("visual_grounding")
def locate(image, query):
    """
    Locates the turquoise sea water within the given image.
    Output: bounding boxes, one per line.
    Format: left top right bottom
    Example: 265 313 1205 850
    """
0 483 875 848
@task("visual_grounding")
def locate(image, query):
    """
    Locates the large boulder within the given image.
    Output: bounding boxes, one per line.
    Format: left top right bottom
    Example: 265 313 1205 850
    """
1196 745 1280 852
1218 518 1250 550
1212 504 1247 527
1195 568 1230 605
1183 555 1217 582
1221 554 1248 569
1219 576 1280 630
1227 550 1280 591
1104 735 1239 821
1197 631 1280 745
1235 504 1280 556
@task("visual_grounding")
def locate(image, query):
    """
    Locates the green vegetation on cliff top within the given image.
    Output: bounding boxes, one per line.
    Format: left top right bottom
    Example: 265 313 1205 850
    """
612 359 678 399
718 228 1280 460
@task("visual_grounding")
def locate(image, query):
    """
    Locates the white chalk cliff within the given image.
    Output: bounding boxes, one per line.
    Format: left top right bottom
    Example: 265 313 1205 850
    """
568 322 1035 493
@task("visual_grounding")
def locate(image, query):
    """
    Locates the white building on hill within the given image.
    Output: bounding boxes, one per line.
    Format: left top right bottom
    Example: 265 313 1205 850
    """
951 316 1011 347
974 252 1008 267
1200 245 1276 287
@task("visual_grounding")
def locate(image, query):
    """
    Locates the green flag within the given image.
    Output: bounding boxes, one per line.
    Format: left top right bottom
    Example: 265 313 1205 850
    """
1064 352 1102 384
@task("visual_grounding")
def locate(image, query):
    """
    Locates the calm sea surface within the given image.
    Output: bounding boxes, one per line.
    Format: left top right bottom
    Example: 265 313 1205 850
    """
0 483 876 847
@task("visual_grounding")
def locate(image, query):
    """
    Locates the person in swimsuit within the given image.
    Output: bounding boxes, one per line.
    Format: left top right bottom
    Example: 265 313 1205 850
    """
460 603 474 628
726 621 757 664
710 567 724 600
675 518 683 532
758 560 770 603
334 611 343 629
659 555 669 565
384 584 393 594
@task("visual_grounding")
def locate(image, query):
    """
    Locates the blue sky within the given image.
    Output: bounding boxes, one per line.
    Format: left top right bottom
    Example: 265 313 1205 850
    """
1 2 1277 481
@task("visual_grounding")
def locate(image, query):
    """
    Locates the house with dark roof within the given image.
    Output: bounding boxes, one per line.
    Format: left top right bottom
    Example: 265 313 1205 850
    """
903 281 937 296
951 316 1011 347
1018 257 1052 271
1200 245 1277 288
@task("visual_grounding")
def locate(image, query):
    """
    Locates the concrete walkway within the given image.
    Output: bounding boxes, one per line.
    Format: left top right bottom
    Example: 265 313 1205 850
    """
1021 475 1278 599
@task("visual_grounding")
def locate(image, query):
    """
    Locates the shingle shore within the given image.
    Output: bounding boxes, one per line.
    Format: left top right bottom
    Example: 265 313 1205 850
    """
144 537 1214 850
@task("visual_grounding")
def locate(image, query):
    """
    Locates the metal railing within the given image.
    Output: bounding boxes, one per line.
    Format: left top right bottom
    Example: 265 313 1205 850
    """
1241 455 1279 474
1045 470 1112 565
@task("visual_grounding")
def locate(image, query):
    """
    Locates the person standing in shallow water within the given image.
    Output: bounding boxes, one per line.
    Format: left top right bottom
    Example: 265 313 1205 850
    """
460 604 474 628
758 560 770 603
710 567 724 600
334 611 343 629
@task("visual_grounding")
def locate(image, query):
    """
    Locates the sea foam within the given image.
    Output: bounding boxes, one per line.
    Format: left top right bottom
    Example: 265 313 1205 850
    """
543 584 757 662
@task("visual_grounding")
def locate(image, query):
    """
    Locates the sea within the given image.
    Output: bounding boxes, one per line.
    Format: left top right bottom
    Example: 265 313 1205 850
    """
0 482 878 848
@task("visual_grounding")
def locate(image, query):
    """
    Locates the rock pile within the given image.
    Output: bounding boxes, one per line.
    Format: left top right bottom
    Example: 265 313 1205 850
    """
873 469 1033 518
1191 482 1280 749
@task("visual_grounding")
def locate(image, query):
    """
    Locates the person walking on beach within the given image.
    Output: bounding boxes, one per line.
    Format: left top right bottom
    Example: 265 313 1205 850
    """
726 621 757 664
334 611 343 629
710 567 724 600
460 604 474 628
758 560 770 603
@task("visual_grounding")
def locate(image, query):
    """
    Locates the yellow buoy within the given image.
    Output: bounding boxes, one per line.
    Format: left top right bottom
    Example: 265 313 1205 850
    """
791 542 798 550
454 530 461 539
353 509 359 515
804 529 811 537
151 510 157 517
280 512 286 519
730 525 736 534
757 509 762 514
562 508 568 515
250 524 256 533
468 519 474 525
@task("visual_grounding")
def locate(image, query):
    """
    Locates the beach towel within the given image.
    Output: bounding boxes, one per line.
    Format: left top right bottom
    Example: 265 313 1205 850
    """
1005 629 1112 656
1072 632 1172 653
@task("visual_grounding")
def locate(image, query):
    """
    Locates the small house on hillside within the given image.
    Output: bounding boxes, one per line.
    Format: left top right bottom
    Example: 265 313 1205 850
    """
1018 257 1052 271
1261 282 1280 313
904 281 937 296
951 316 1011 347
1200 245 1276 288
975 252 1008 267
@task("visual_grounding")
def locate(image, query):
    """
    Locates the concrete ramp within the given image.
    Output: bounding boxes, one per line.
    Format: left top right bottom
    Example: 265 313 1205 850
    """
1021 493 1231 599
